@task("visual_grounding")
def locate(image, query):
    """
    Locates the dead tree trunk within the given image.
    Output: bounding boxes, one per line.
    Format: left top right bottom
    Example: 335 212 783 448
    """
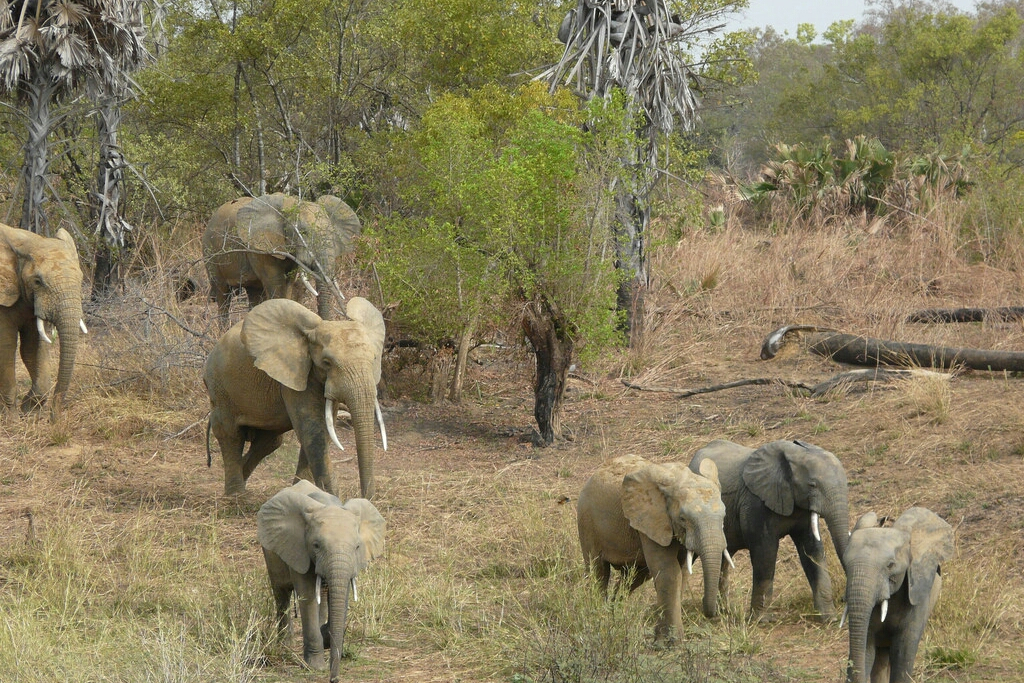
522 298 575 446
904 307 1023 323
806 332 1023 372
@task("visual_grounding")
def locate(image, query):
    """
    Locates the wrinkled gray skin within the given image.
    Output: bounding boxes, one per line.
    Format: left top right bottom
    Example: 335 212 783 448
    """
690 439 849 621
258 480 386 682
844 507 954 683
0 224 84 418
202 193 361 320
577 455 729 643
204 297 386 498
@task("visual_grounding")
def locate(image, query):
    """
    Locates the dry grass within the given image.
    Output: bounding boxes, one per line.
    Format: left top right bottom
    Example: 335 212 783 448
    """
0 190 1020 682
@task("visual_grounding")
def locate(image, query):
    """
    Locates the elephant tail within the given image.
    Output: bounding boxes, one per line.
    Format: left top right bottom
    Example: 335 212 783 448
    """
206 417 212 468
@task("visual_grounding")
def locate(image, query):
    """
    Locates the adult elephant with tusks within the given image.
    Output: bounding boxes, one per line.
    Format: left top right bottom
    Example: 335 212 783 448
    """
842 507 954 683
202 193 361 320
204 297 387 498
689 439 850 621
0 223 87 417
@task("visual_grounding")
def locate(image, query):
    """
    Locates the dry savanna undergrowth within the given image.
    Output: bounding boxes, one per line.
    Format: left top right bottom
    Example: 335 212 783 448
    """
0 204 1020 682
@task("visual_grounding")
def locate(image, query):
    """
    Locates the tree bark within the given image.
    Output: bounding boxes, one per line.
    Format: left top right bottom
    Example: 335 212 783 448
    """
904 306 1023 323
91 101 132 298
806 332 1023 372
448 315 478 404
521 298 574 446
20 70 56 235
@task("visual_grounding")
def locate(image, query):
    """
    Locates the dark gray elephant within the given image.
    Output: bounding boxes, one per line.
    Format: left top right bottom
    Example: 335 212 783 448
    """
0 224 85 417
258 480 385 682
204 297 387 498
577 454 731 642
689 439 849 621
202 193 361 319
842 507 954 683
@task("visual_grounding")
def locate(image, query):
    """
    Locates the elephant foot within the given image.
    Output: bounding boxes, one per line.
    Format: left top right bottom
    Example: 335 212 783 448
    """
20 393 45 413
749 609 778 624
303 651 328 671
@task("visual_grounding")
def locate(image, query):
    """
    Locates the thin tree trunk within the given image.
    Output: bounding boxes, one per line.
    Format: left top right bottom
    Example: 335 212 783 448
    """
613 188 649 347
522 298 574 445
20 70 56 235
92 100 131 298
448 314 478 403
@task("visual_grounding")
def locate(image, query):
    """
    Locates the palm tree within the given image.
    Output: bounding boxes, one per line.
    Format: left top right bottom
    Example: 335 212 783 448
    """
539 0 744 345
0 0 148 241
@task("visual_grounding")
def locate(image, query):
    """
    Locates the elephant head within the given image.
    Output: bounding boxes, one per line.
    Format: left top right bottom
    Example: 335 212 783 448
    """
621 458 730 618
0 224 84 414
241 296 386 498
843 507 954 683
742 439 850 562
258 480 385 682
236 193 361 318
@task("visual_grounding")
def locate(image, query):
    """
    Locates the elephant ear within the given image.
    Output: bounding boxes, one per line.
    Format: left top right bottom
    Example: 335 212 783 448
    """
346 297 386 383
242 299 323 391
342 498 386 568
236 193 290 255
896 507 955 606
316 195 362 252
696 457 721 490
258 484 324 574
0 226 20 306
852 511 881 532
621 463 674 547
742 441 796 516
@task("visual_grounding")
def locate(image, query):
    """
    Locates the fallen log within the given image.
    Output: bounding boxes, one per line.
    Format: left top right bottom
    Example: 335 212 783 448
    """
760 325 1023 372
904 307 1023 324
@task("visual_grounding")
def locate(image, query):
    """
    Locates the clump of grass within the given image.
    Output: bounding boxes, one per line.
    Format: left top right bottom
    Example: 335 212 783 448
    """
898 372 952 424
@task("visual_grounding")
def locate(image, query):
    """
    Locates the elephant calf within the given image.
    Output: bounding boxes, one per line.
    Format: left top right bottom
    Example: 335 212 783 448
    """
689 439 850 622
577 454 731 643
843 507 954 683
259 480 386 682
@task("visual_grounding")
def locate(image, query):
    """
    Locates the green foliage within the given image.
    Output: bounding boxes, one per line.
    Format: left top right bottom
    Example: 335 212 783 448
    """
368 84 622 361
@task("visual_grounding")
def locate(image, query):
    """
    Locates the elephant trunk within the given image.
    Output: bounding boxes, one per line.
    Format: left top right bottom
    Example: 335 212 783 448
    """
695 523 727 618
334 376 377 499
844 564 880 683
823 492 851 561
50 297 83 414
327 575 350 683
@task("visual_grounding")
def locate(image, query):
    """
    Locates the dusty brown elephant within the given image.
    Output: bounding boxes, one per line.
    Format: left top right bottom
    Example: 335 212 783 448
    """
202 193 361 320
259 480 386 682
204 297 387 498
577 455 731 643
0 223 85 417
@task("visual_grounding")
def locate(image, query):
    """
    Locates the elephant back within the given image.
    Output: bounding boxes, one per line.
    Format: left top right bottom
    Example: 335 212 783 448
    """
203 197 255 253
690 440 752 495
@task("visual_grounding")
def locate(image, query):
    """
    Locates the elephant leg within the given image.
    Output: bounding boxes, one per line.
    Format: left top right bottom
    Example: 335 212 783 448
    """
792 527 833 620
747 539 780 619
18 324 50 412
211 418 247 495
293 570 327 671
262 549 293 638
869 645 888 683
640 535 683 643
890 609 930 683
0 317 19 412
244 285 267 309
242 430 284 479
625 564 650 593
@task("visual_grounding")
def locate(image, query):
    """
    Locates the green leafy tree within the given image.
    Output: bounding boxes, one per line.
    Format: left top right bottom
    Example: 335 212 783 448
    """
369 85 623 442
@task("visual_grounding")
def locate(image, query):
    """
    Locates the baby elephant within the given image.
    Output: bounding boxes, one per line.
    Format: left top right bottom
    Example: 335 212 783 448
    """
258 480 386 682
577 455 731 643
842 507 954 683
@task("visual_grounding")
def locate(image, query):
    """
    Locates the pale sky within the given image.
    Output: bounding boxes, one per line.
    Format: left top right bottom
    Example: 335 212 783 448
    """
726 0 985 35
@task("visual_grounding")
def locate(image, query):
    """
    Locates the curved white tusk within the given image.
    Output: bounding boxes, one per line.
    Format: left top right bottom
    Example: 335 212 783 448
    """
300 271 319 297
723 548 736 569
350 577 358 603
324 399 345 451
316 575 322 605
811 512 821 542
333 278 345 300
375 399 388 451
880 599 888 623
36 318 52 344
839 604 847 629
685 550 693 575
79 319 88 334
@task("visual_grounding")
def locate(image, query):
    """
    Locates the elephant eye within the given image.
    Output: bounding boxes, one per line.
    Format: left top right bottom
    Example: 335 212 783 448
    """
312 541 321 550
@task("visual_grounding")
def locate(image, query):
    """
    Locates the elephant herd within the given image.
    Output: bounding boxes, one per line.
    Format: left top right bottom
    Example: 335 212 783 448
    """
0 202 955 683
577 440 955 683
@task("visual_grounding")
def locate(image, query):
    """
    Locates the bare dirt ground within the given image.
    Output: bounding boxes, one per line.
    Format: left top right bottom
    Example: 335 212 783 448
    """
0 224 1021 682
